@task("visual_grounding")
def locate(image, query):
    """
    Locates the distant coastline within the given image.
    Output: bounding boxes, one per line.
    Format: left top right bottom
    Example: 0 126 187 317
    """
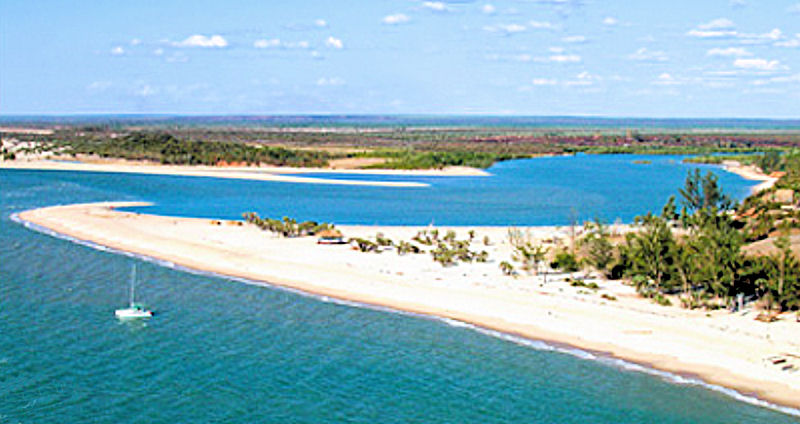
3 115 800 131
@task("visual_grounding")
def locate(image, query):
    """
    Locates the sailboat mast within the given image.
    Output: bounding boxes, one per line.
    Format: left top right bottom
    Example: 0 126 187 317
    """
130 265 136 306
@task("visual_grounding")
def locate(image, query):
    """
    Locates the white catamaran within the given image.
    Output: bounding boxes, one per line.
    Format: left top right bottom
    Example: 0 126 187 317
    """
115 265 153 319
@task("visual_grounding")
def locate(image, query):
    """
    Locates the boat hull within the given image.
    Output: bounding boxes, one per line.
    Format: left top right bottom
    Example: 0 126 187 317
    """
115 308 153 319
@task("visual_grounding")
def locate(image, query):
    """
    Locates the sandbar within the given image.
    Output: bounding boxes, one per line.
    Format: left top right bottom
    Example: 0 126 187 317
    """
17 202 800 412
0 159 489 188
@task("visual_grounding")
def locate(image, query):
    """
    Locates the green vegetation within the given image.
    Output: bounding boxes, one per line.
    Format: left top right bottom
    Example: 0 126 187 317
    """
569 279 600 290
577 219 615 276
554 169 800 314
6 119 800 171
511 240 549 275
242 212 335 237
351 237 380 253
499 261 516 276
682 154 758 165
682 151 783 175
66 132 332 167
1 147 15 161
678 169 732 212
550 250 579 273
340 228 488 266
396 240 422 255
358 149 528 169
429 233 489 266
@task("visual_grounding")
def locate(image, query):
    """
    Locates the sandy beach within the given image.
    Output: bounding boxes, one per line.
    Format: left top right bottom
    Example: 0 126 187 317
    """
17 202 800 411
721 161 779 193
0 159 488 188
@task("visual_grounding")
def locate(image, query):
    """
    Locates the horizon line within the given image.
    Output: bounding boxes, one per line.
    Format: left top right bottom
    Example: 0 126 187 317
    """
2 113 800 122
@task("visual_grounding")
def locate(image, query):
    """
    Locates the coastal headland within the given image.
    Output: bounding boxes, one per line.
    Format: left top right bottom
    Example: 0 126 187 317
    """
18 202 800 411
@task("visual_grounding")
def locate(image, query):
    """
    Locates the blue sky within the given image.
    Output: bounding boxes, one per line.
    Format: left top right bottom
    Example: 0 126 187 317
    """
1 0 799 117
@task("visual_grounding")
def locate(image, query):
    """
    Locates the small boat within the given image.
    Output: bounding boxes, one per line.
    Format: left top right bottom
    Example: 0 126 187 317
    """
115 265 153 319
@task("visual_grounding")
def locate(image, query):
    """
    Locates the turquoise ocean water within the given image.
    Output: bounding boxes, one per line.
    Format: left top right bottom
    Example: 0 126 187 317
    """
1 155 799 422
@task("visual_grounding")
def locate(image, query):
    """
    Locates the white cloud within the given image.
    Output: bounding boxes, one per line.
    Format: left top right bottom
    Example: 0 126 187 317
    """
532 78 558 86
504 23 527 33
482 4 496 14
706 47 751 57
87 81 112 91
733 58 782 71
528 20 558 30
687 19 737 38
562 35 586 43
565 71 598 86
738 28 782 44
549 46 564 53
485 51 580 64
383 13 410 25
788 3 800 13
254 38 281 48
315 19 328 28
111 46 125 55
422 1 448 12
130 38 141 46
135 84 157 97
602 17 618 26
484 23 527 34
775 34 800 48
687 21 784 45
325 36 343 49
776 39 800 48
698 18 735 30
254 39 310 49
153 48 164 56
316 77 345 86
752 73 800 86
653 73 681 85
686 29 737 38
628 47 668 62
548 54 581 63
173 34 228 48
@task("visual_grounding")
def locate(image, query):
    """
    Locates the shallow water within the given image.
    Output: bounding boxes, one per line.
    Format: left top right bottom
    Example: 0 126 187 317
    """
1 157 798 423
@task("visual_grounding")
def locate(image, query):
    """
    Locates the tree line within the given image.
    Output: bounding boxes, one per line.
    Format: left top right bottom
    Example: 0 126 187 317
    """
561 170 800 316
64 131 332 167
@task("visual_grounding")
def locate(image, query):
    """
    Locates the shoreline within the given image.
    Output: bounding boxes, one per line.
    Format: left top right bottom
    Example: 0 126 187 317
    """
720 161 779 193
16 202 800 413
0 159 489 188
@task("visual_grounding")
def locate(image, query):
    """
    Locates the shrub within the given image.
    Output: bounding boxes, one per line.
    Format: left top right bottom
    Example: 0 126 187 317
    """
551 251 579 272
499 261 515 276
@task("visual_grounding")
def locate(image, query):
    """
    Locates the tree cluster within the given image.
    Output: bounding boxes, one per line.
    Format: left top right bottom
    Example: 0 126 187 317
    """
243 212 334 237
560 170 800 313
66 131 331 167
